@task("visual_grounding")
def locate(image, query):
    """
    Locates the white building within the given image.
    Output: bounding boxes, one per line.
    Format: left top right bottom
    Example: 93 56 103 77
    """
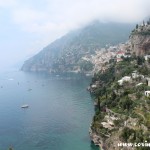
132 71 144 79
118 76 131 85
146 78 150 86
145 91 150 97
136 83 143 86
132 72 139 79
116 58 123 62
144 55 150 61
91 84 97 88
116 51 125 58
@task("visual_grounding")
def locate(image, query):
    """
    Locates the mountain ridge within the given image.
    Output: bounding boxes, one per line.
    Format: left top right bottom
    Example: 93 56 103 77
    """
21 21 134 73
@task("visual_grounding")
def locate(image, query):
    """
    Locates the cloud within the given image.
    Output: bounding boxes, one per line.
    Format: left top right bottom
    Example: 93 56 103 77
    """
13 9 47 24
1 0 150 42
44 0 150 22
10 0 150 34
0 0 17 7
8 0 150 56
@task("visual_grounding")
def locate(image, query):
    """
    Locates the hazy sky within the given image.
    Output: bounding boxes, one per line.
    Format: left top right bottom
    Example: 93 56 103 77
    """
0 0 150 71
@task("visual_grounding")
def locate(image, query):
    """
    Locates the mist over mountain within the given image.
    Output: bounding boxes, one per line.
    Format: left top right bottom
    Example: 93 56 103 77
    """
21 21 134 73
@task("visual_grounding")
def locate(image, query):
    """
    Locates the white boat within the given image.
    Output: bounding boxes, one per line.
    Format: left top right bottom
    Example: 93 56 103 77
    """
21 104 29 108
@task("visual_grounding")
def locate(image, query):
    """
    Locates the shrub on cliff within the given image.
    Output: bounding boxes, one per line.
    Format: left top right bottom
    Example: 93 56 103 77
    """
119 97 133 111
121 127 135 142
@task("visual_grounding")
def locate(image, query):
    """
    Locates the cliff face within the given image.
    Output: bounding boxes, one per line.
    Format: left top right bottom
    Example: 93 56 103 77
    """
130 24 150 56
130 34 150 56
21 22 133 73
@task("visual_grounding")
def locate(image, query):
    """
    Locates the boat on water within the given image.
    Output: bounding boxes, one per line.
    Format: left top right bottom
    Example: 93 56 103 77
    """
28 88 32 91
21 104 29 108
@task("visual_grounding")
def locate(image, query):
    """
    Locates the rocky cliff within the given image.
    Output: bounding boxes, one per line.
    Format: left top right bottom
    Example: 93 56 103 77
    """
130 22 150 56
21 22 133 73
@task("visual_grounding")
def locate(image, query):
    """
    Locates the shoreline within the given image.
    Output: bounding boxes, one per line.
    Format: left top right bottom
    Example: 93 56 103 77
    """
89 123 104 150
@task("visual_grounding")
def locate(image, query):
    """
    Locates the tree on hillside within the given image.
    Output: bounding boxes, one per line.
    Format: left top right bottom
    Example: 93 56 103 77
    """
120 97 133 111
137 56 144 65
98 97 101 112
121 127 135 142
79 60 93 71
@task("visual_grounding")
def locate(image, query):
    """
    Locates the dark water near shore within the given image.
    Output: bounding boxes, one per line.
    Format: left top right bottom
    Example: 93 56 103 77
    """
0 71 98 150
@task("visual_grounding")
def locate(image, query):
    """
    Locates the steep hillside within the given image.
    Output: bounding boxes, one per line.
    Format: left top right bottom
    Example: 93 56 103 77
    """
89 56 150 150
21 21 133 73
89 20 150 150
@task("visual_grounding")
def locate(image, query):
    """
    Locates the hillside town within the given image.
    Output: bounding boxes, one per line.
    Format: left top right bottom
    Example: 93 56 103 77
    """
83 42 132 74
80 20 150 76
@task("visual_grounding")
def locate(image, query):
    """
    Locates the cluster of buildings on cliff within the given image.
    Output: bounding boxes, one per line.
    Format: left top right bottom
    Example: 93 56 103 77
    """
81 41 132 73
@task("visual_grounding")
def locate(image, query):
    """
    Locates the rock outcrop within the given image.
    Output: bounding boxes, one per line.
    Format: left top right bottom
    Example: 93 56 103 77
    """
130 22 150 56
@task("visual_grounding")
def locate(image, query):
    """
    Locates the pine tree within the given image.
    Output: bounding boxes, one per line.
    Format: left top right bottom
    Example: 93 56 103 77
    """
98 97 101 112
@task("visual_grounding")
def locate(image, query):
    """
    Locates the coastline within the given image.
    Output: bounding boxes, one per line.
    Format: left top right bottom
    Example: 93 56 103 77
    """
87 81 104 150
89 123 104 150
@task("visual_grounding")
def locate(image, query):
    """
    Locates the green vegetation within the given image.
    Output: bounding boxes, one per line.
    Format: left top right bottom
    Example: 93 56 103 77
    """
79 60 93 71
90 56 150 149
131 19 150 36
139 30 150 35
121 127 135 142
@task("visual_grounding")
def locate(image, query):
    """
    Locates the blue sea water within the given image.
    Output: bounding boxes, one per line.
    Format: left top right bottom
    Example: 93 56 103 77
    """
0 71 98 150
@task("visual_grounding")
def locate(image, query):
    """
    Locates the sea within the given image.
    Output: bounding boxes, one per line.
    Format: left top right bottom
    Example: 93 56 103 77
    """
0 70 99 150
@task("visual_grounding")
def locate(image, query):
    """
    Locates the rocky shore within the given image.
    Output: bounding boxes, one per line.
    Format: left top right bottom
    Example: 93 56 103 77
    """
89 124 104 150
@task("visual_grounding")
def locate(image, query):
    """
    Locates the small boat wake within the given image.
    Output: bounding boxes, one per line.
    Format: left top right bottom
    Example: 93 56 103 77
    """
8 78 14 81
